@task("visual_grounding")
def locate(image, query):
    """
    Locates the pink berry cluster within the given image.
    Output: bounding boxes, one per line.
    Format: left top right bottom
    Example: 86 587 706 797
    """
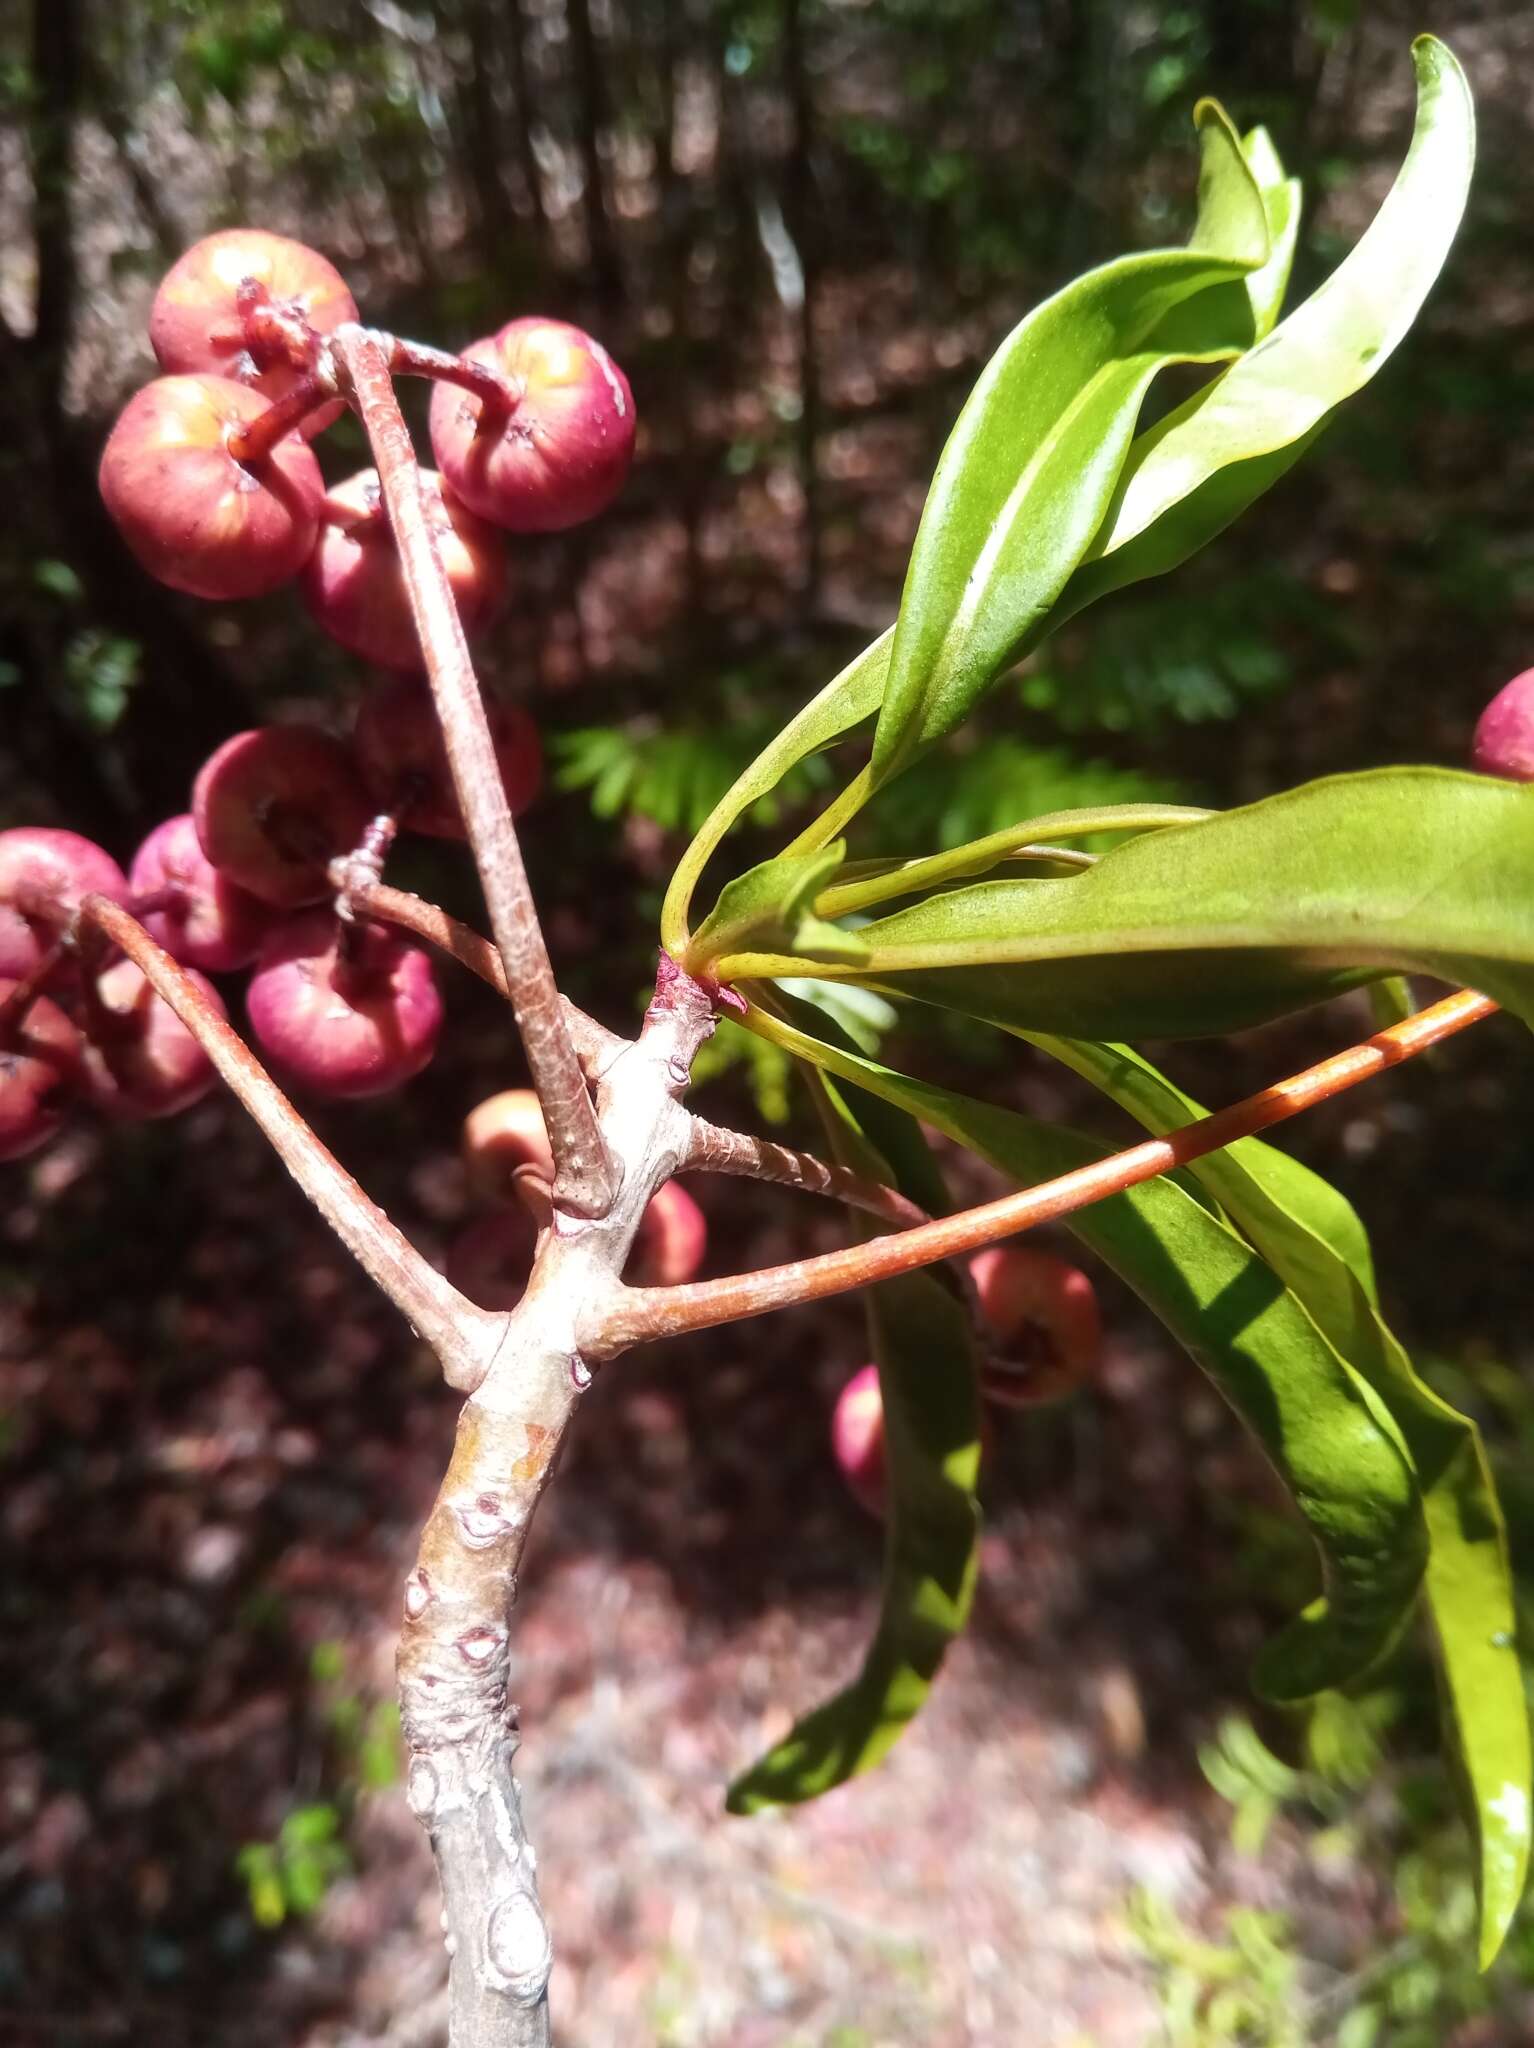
449 1090 708 1310
0 690 550 1158
3 229 639 1165
99 228 636 623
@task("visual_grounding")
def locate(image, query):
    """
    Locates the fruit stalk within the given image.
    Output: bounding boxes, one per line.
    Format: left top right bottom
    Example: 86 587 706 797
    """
585 987 1499 1354
75 893 498 1387
329 325 613 1219
223 372 336 464
385 333 522 418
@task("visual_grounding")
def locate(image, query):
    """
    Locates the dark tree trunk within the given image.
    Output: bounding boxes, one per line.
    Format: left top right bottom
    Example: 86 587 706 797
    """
456 0 519 263
565 0 624 306
504 0 552 241
28 0 79 422
782 0 821 610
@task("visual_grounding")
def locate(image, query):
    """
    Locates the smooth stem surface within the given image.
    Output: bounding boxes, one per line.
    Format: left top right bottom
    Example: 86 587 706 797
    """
78 895 497 1387
591 988 1497 1352
331 325 612 1218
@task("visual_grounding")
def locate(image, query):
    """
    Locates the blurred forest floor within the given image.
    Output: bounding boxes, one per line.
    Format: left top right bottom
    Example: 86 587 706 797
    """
4 1 1534 2043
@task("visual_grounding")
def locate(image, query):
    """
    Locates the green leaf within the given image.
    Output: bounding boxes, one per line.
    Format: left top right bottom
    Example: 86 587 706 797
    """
740 1006 1429 1702
870 103 1268 784
1025 1033 1530 1965
728 1087 980 1811
815 802 1213 922
687 842 868 968
709 771 1534 1041
1240 126 1303 341
1060 38 1474 617
661 633 891 958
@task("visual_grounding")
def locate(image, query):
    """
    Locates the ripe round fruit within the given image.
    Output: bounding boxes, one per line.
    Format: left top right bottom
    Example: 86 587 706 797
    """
82 959 224 1121
627 1180 707 1287
0 986 83 1161
462 1088 555 1198
831 1364 887 1519
969 1245 1101 1405
446 1206 540 1312
428 317 636 533
99 374 323 600
246 911 442 1099
149 228 356 435
302 469 508 671
193 727 373 909
1471 668 1534 783
130 813 276 973
0 828 130 980
354 680 541 838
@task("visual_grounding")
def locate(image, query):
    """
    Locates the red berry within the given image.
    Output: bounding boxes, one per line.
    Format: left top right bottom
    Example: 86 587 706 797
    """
969 1246 1101 1406
193 727 372 909
99 375 323 601
462 1088 555 1199
82 960 224 1121
246 911 442 1098
0 828 130 981
129 813 277 973
831 1364 887 1519
149 228 356 436
302 469 508 671
428 317 635 533
1471 669 1534 783
0 986 83 1161
446 1206 540 1312
354 680 541 839
627 1180 707 1286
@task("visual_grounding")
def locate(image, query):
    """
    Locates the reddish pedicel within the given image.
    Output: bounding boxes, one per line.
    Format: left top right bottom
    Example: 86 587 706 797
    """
149 228 356 435
130 813 277 973
969 1245 1102 1405
99 375 323 601
428 317 636 533
354 679 541 838
246 911 442 1098
0 828 130 980
1471 668 1534 783
193 727 372 909
0 986 84 1161
82 960 224 1120
302 468 508 671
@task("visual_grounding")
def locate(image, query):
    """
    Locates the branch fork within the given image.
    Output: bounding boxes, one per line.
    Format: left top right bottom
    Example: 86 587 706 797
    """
71 314 1504 2048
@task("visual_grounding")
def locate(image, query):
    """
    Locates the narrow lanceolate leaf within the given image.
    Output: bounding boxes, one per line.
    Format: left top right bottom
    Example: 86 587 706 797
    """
869 103 1268 785
709 772 1534 1042
1239 125 1302 342
740 1005 1429 1703
686 842 867 969
1060 37 1474 617
660 632 891 958
728 1082 981 1812
1025 1034 1529 1965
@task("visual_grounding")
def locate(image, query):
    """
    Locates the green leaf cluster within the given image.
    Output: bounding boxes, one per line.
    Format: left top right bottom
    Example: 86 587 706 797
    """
667 39 1530 1968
